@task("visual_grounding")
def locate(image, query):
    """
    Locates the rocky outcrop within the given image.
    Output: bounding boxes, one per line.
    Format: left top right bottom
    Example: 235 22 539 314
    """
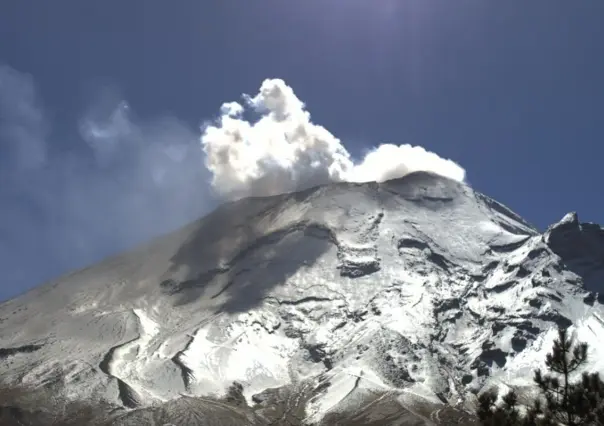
545 212 604 292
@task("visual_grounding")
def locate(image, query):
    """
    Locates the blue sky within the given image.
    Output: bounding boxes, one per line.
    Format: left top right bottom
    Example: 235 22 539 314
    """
0 1 603 301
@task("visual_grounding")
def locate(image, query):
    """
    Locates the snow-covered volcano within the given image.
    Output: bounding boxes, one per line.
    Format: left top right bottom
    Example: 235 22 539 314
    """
1 171 603 425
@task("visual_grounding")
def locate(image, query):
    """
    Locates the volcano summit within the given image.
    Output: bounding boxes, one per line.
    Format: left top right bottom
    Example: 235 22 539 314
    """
1 171 603 425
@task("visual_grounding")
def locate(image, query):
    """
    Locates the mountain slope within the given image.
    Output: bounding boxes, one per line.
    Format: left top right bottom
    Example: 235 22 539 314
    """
0 171 602 425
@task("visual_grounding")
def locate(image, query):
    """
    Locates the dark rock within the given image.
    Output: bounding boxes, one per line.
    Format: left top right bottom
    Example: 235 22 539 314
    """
338 259 381 278
528 298 543 308
545 212 604 292
516 265 530 278
584 292 596 305
511 333 528 352
0 343 43 359
306 343 328 363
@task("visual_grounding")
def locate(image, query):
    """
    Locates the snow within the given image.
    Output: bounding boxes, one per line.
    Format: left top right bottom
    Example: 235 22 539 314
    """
178 311 299 403
1 171 603 422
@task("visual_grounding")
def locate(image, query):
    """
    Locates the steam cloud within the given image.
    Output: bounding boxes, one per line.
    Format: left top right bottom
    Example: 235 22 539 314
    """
202 78 465 199
0 68 466 300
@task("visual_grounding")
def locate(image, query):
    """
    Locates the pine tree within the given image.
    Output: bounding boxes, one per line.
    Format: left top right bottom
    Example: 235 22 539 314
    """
476 326 604 425
567 371 604 424
477 388 522 426
533 326 604 425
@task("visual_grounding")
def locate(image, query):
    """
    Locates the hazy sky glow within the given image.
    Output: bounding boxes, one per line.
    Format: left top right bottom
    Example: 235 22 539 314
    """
0 1 603 301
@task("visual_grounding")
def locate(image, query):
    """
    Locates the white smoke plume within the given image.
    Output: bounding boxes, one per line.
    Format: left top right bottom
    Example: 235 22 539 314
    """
201 78 465 199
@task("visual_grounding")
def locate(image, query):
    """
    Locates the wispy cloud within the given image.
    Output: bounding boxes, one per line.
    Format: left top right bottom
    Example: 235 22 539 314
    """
0 65 48 171
60 87 211 258
0 70 209 299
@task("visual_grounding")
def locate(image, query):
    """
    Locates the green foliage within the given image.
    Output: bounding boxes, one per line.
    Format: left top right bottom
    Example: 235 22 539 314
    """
477 326 604 425
477 388 522 426
533 327 604 425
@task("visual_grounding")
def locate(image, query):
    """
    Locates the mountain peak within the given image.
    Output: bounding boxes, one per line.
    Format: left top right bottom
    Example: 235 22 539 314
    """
0 181 603 424
545 211 604 292
552 211 580 229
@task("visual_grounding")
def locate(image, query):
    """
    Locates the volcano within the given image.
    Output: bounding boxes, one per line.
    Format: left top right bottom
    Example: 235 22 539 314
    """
1 171 603 425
